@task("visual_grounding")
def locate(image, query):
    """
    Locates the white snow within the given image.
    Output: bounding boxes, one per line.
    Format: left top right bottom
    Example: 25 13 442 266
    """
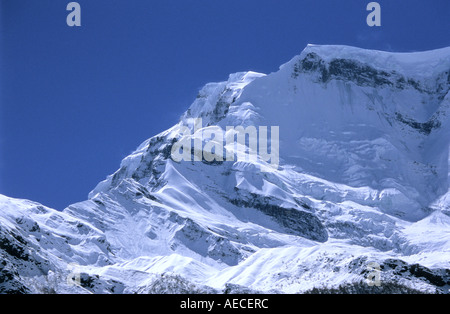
1 44 449 294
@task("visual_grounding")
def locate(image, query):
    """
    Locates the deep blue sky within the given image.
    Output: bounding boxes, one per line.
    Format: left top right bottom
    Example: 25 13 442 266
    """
1 0 449 210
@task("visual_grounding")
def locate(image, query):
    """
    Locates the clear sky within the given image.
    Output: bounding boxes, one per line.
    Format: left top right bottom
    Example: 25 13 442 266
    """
1 0 449 210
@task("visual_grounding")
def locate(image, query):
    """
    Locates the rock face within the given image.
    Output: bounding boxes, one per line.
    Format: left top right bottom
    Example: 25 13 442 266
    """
1 45 450 294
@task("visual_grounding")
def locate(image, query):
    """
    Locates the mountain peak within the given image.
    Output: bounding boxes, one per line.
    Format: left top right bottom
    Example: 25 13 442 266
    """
290 44 450 78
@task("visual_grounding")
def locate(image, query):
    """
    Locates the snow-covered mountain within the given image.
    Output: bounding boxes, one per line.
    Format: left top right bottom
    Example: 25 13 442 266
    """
1 44 450 294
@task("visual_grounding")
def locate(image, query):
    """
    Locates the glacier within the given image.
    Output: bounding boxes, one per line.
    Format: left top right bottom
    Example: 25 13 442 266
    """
1 44 449 294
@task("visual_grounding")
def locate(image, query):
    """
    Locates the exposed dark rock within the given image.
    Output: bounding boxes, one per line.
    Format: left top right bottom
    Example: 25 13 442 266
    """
382 259 450 287
230 193 328 242
304 280 433 294
0 228 30 262
293 53 450 101
395 112 441 135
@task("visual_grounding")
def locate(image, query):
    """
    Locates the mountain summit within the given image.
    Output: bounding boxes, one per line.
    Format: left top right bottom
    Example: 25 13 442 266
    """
1 45 449 294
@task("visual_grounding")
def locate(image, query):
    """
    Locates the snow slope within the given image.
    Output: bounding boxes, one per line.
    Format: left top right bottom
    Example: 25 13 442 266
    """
1 45 449 294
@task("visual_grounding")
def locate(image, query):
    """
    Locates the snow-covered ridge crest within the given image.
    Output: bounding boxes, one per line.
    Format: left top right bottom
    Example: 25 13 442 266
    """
287 44 450 77
182 71 266 126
